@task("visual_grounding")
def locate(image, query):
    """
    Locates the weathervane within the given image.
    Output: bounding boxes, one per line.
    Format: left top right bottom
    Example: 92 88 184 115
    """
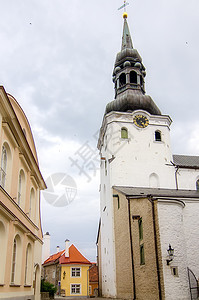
118 0 130 12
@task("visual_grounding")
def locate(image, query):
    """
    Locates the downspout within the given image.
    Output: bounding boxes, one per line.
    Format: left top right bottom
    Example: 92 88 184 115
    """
127 198 136 300
175 166 179 190
87 264 94 298
151 197 162 300
170 161 179 190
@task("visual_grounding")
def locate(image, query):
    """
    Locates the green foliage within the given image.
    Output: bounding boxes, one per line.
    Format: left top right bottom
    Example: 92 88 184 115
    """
41 279 57 297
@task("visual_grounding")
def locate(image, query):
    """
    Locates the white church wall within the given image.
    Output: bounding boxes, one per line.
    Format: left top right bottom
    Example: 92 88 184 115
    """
99 142 117 297
157 200 190 300
183 200 199 279
177 168 199 190
101 110 176 190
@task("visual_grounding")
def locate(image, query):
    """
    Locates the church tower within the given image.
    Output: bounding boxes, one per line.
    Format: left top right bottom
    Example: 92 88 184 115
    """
97 12 199 300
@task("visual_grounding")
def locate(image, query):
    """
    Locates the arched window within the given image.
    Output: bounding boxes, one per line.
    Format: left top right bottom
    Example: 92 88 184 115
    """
18 173 22 205
11 235 21 285
29 188 35 219
138 218 143 241
130 71 137 84
0 145 7 188
155 130 162 142
140 75 143 87
119 73 126 87
24 243 32 285
121 127 128 139
149 173 159 188
11 238 17 284
17 170 25 207
196 179 199 191
0 221 6 284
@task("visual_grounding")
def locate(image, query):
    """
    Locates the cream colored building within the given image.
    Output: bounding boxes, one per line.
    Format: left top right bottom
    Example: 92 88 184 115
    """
0 86 46 300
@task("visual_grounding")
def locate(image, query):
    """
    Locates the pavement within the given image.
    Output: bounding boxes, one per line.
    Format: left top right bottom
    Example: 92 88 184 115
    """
54 298 113 300
54 298 106 300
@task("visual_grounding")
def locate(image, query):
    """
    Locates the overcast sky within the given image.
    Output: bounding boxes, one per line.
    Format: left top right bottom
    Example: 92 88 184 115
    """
0 0 199 261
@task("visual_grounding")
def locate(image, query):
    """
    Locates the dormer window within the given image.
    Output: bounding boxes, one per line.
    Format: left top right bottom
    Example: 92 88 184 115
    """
130 71 137 84
119 73 126 87
155 130 162 142
121 127 128 139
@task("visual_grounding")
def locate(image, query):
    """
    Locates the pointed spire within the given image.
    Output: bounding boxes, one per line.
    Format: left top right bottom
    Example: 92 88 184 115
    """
121 13 133 50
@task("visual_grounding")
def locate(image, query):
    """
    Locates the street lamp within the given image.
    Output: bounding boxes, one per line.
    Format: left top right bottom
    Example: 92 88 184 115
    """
166 244 174 265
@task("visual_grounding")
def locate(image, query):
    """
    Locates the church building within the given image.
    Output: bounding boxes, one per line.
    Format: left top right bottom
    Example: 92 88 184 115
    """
97 12 199 300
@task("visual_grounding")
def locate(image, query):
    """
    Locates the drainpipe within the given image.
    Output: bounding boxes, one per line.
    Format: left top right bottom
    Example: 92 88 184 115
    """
170 161 179 190
87 264 94 298
127 198 136 300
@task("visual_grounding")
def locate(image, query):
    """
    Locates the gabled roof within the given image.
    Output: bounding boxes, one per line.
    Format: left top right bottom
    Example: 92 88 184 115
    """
59 244 91 265
173 154 199 169
43 250 65 265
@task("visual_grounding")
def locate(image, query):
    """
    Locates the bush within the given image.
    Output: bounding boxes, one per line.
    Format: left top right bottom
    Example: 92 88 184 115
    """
41 279 57 298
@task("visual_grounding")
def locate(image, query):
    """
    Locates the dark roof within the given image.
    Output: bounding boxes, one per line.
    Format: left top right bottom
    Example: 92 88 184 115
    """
113 186 199 199
173 155 199 168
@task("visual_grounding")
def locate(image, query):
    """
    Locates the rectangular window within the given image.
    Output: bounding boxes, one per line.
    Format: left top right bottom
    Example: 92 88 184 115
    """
171 266 178 277
89 285 92 295
140 244 145 265
138 218 143 241
71 267 81 277
71 284 81 294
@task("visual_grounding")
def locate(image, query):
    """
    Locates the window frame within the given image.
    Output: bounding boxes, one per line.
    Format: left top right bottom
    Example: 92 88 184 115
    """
11 239 17 284
140 243 145 265
71 267 81 278
121 127 128 139
196 179 199 191
138 218 143 241
155 130 162 142
71 283 81 294
0 145 7 188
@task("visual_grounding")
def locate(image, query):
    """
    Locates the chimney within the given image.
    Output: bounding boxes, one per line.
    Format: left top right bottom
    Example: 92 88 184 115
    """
42 232 51 263
65 239 70 258
56 246 60 253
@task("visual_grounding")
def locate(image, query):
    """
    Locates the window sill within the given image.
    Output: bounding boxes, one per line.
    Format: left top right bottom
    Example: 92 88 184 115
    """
10 284 21 287
24 284 32 287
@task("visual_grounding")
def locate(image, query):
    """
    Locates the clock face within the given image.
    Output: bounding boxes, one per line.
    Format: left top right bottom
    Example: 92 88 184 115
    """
133 115 149 128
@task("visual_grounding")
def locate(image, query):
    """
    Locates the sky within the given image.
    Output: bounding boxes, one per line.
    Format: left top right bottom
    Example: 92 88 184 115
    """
0 0 199 261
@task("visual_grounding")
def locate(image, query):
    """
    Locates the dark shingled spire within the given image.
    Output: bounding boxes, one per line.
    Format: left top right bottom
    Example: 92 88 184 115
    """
105 13 161 116
122 16 133 50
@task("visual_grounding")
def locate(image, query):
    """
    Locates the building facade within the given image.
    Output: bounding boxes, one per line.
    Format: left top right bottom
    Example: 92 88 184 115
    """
97 13 199 300
0 86 46 300
43 240 92 297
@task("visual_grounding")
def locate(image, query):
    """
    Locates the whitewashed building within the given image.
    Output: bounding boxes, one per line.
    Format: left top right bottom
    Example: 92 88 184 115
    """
97 13 199 300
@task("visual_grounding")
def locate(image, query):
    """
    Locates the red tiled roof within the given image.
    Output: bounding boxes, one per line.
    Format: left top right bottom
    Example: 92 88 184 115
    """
59 244 91 265
43 250 65 265
89 264 98 282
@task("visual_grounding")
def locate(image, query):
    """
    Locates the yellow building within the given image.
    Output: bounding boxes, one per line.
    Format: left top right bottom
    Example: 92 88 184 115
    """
0 86 46 300
59 241 91 297
43 239 92 297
